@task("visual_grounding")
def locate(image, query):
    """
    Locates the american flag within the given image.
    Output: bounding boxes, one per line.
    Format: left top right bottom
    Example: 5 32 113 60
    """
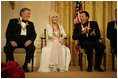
74 1 82 55
74 1 82 25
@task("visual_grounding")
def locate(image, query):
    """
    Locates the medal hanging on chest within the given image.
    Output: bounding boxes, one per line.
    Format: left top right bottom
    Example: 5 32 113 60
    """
18 18 28 30
53 25 61 38
81 22 91 37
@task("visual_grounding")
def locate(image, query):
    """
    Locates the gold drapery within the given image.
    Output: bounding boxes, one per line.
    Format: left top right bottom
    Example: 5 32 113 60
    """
54 1 117 69
54 1 76 66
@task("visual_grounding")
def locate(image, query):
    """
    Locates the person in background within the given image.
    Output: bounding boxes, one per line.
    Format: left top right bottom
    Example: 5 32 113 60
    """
107 9 117 57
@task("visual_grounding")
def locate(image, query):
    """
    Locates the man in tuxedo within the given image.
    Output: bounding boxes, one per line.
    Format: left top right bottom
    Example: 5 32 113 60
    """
73 11 106 72
107 9 117 56
4 8 37 72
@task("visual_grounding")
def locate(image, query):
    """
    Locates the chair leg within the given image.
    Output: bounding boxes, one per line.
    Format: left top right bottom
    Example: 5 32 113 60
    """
32 55 34 72
104 53 106 71
81 53 83 71
79 54 80 66
112 53 115 71
80 53 83 71
6 56 9 62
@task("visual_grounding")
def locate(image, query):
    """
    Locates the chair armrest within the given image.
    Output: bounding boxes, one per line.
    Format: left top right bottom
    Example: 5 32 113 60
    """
99 38 104 40
40 37 45 39
40 37 46 50
64 37 67 40
64 37 68 46
99 38 105 44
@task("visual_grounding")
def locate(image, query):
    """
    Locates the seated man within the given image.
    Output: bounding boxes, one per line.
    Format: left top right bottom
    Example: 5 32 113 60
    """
4 8 37 72
73 11 106 72
107 9 117 57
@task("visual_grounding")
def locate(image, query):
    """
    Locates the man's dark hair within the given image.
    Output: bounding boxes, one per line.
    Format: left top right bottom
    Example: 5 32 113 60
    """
80 11 90 19
20 8 31 16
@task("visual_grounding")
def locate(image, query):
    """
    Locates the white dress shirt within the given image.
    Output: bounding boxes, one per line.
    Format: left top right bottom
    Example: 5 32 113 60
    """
19 17 27 36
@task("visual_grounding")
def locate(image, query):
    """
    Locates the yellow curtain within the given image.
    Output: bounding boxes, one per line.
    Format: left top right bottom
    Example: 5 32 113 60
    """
54 1 117 69
54 1 76 66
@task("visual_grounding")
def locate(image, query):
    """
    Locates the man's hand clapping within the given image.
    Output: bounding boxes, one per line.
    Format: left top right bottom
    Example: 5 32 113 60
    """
90 29 96 36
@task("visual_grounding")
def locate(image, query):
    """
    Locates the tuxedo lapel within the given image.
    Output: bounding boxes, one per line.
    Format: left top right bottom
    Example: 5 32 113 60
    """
26 21 29 28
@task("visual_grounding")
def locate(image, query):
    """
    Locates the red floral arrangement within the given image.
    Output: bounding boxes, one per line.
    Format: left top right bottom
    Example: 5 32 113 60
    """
1 61 25 78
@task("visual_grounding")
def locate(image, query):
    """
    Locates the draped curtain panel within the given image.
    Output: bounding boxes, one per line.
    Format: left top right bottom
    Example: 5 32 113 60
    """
54 1 117 69
54 1 76 66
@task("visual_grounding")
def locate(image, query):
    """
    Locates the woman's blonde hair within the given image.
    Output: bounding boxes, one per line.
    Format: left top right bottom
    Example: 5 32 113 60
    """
49 11 60 26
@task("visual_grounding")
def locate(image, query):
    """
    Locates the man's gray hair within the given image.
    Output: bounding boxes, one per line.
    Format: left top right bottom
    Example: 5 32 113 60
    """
20 8 31 16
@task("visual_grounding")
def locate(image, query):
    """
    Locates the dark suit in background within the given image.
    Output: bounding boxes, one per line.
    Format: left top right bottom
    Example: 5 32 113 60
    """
4 18 37 66
73 21 106 70
107 21 117 56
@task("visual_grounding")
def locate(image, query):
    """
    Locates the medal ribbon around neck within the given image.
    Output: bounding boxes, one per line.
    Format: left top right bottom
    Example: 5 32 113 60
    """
18 18 28 30
53 25 61 38
81 22 91 30
81 22 91 37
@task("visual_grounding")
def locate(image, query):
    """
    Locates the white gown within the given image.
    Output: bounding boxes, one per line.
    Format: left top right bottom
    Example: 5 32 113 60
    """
38 24 71 72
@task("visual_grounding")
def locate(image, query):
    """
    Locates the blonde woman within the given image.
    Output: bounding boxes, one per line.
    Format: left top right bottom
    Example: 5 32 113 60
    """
38 11 71 72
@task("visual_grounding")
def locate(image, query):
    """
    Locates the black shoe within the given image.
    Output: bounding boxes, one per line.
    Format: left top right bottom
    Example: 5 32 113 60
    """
23 66 30 72
87 67 92 72
94 67 104 72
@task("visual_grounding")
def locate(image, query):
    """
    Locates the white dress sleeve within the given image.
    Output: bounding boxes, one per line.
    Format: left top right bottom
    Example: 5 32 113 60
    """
60 25 66 37
46 24 55 39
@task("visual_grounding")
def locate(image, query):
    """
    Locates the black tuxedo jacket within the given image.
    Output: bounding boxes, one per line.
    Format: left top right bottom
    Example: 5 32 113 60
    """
107 21 117 42
6 18 37 43
73 21 100 45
